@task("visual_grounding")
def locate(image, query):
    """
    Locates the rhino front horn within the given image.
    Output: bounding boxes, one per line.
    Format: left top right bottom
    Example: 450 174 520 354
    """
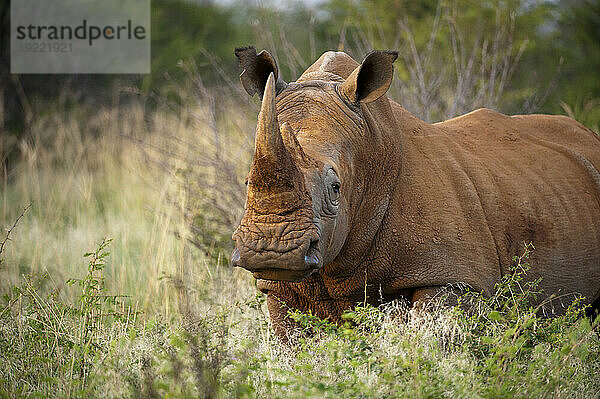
249 72 302 195
254 73 287 166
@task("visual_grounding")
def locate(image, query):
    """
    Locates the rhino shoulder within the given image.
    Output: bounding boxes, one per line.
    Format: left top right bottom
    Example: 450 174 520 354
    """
435 108 509 127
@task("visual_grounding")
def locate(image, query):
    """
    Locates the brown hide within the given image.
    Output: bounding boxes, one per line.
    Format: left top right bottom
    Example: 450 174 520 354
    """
234 50 600 340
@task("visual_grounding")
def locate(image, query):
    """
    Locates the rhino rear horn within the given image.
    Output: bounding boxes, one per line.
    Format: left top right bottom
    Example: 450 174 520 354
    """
339 50 398 104
235 46 288 99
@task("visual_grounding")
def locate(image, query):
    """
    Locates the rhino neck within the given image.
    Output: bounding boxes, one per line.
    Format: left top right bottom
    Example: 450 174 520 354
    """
321 95 403 279
360 95 404 194
326 100 436 283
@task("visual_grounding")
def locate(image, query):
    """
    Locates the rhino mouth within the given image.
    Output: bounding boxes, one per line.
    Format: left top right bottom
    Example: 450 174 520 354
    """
251 267 318 282
250 240 321 281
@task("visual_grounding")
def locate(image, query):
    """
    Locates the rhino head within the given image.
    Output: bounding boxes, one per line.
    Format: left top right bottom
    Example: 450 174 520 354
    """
231 47 398 282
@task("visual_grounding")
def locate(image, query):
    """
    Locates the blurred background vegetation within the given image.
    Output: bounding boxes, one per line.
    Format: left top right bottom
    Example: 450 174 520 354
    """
2 0 599 137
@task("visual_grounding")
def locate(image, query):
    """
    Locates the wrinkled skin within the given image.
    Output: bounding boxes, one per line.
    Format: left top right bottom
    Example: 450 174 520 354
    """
231 47 600 340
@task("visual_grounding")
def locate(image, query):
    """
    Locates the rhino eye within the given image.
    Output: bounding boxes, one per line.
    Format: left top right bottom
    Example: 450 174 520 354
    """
331 182 340 194
324 167 340 209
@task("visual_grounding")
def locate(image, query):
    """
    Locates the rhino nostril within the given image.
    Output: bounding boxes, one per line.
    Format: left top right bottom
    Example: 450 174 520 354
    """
304 240 320 268
231 247 241 266
305 253 319 268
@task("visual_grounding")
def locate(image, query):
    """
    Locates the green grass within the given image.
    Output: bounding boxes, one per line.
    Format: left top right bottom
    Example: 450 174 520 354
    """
1 99 599 398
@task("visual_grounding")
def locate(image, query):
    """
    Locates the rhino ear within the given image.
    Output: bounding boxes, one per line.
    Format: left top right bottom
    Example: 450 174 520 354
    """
339 50 398 104
235 46 288 99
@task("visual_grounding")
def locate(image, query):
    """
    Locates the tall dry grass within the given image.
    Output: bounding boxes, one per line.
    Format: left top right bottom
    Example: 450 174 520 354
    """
0 91 256 317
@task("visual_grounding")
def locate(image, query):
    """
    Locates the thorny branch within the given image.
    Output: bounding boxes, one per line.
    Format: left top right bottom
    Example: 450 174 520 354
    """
0 202 31 256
